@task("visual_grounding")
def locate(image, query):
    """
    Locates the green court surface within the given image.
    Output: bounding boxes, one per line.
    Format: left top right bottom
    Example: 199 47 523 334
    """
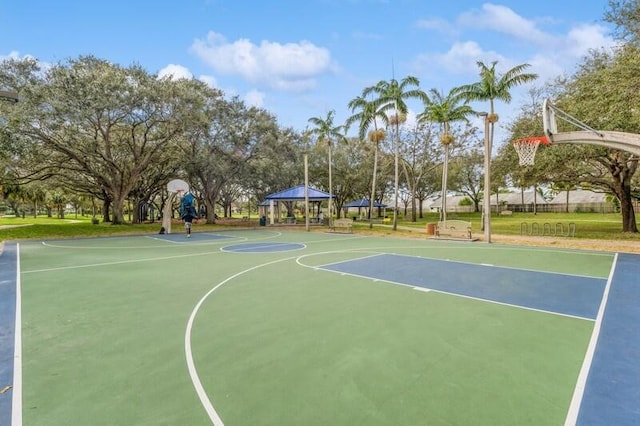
11 230 618 425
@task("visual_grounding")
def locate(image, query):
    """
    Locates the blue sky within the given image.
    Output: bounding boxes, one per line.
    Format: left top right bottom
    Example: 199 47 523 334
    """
1 0 616 140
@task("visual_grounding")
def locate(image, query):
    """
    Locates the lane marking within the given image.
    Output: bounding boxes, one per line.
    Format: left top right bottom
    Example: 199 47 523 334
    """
12 244 22 426
564 253 618 425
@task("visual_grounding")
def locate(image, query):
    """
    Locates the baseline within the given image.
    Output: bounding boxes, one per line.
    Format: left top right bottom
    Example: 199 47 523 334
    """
0 243 18 426
573 253 640 425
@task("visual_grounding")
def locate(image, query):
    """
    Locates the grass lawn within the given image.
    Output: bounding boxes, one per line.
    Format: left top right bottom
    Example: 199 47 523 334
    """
1 212 639 244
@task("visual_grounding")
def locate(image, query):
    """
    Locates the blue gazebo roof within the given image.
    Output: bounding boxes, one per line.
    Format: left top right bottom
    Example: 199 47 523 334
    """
265 185 335 201
344 198 387 208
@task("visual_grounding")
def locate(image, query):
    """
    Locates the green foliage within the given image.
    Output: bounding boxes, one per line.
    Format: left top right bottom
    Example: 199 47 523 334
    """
458 197 473 206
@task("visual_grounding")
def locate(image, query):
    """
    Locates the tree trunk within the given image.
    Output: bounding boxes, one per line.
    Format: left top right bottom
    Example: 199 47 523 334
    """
111 194 127 224
132 198 143 224
102 193 112 223
205 198 217 224
619 194 637 232
610 157 638 233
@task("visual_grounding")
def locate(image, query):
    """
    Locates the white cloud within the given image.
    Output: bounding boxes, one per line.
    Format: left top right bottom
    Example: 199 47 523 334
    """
157 66 220 89
563 23 616 57
413 3 615 85
244 89 265 108
1 51 50 74
1 51 31 61
526 53 566 84
157 64 193 80
190 31 335 92
458 3 553 45
457 3 614 55
431 41 508 75
416 17 457 37
198 74 218 88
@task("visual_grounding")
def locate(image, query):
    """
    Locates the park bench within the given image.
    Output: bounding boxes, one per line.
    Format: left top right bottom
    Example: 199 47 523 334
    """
329 218 353 233
500 210 513 216
435 220 472 240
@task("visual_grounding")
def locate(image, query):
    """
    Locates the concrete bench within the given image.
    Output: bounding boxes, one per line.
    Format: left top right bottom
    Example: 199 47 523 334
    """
500 210 513 216
329 218 353 233
435 220 472 240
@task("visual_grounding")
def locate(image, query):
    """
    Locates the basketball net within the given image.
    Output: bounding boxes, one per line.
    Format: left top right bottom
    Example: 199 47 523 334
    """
513 136 550 166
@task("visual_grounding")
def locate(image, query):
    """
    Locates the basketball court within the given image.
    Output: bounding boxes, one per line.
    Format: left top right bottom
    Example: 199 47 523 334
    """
1 228 639 425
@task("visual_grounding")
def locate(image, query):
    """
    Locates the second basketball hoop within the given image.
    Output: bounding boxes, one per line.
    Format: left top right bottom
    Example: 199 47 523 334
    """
513 136 550 166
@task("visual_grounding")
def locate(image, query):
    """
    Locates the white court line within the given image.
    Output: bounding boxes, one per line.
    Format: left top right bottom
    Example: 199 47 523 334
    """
41 236 245 250
38 229 283 250
22 250 222 274
184 256 298 426
311 252 386 269
143 236 185 244
221 242 307 253
12 244 22 426
564 253 618 426
385 252 608 281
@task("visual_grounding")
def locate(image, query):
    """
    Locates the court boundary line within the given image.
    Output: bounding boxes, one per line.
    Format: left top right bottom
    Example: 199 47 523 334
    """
221 242 307 253
22 250 223 274
313 252 385 269
564 252 618 425
143 235 186 244
385 252 611 281
39 234 251 250
12 244 22 426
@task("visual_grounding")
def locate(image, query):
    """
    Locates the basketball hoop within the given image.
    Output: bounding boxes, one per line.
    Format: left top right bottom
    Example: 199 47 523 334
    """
167 179 189 194
513 136 550 166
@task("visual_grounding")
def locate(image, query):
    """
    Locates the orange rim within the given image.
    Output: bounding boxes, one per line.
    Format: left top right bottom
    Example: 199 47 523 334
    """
513 135 550 145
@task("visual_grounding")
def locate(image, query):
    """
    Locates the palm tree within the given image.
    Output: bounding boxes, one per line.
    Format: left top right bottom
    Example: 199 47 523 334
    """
457 61 538 239
457 60 538 154
418 88 474 222
345 91 388 229
307 110 346 226
364 76 427 231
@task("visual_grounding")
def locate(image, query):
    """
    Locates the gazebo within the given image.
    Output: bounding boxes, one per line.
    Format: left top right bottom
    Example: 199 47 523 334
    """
343 198 387 220
261 185 334 224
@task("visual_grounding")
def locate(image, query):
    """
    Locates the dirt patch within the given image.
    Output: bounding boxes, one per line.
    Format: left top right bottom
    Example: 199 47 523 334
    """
355 225 640 254
488 234 640 254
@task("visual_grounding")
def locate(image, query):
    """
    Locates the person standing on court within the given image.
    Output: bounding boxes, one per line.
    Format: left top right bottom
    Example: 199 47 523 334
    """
180 192 197 238
182 207 195 238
